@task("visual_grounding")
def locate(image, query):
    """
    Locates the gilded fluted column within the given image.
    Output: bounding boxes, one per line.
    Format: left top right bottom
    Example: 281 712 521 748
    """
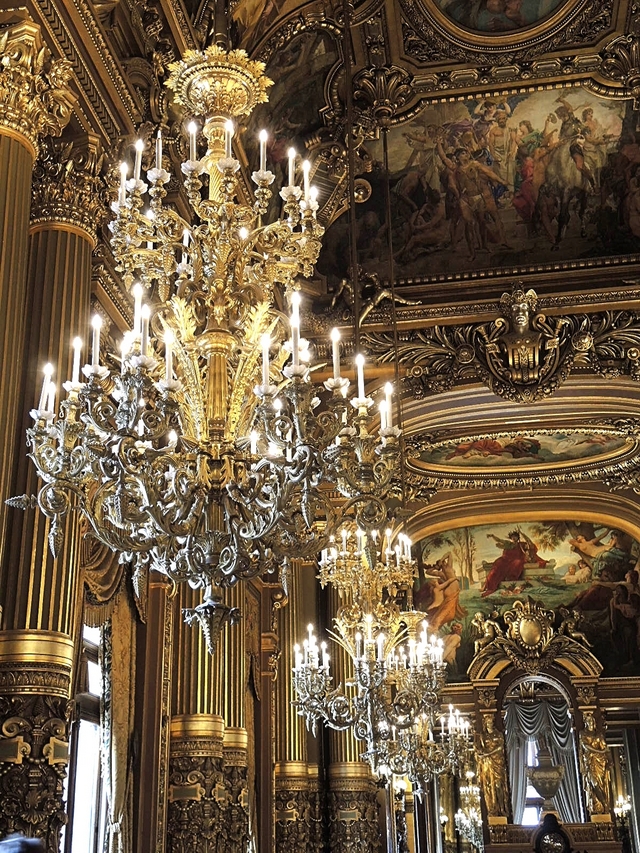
0 23 73 572
0 29 79 850
275 560 312 852
167 582 226 853
327 587 381 853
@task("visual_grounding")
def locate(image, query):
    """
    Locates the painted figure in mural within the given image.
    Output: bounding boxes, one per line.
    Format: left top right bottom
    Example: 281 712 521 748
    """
481 529 547 597
476 716 509 816
435 137 510 259
415 552 467 630
579 712 612 816
442 622 463 664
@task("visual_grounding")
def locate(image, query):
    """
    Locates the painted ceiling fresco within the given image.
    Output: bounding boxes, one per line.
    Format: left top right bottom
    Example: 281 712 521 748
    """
318 85 639 286
434 0 566 32
415 431 631 470
415 520 640 681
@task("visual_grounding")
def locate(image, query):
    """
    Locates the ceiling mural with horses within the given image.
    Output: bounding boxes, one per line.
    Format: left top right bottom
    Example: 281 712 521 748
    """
414 521 640 681
318 85 638 286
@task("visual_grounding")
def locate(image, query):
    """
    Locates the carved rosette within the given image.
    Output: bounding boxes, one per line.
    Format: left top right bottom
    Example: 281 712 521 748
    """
0 633 74 853
328 767 382 853
30 136 105 245
0 22 74 156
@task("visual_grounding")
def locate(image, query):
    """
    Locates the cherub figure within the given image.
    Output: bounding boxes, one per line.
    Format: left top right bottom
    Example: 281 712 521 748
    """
559 606 592 647
330 270 420 323
472 610 503 655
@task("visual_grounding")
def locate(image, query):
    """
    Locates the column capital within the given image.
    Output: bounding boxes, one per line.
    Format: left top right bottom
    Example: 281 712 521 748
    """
30 134 104 246
0 21 75 158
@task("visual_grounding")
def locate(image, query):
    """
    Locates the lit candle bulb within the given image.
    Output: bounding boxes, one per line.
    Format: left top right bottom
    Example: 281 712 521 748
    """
259 129 268 172
133 139 144 182
155 130 162 171
39 363 54 410
71 337 82 385
320 641 327 669
287 147 296 187
140 305 150 356
384 382 393 429
132 283 143 335
164 329 174 382
188 121 197 161
182 228 189 265
118 162 128 206
225 120 234 159
355 632 362 659
379 400 388 432
377 633 385 661
355 353 365 399
250 430 258 455
330 328 341 380
290 292 300 370
302 160 310 201
261 332 270 387
46 383 56 414
91 314 102 367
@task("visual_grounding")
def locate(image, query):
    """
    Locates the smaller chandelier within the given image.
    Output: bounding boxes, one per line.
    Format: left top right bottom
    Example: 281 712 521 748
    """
455 770 484 852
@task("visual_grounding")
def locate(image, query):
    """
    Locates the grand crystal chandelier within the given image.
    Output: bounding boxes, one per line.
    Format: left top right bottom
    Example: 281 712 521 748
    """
292 511 471 795
18 46 401 648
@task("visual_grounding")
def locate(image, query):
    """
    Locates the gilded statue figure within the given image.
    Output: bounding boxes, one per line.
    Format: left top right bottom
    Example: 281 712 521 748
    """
579 712 612 816
476 715 509 817
478 285 570 392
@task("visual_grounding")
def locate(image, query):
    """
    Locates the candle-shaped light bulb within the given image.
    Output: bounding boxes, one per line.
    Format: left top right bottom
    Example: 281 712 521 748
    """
39 363 54 410
355 353 365 399
239 227 249 241
132 283 143 334
261 332 270 387
287 147 296 187
46 383 56 414
188 121 197 161
377 633 385 661
355 632 362 659
225 120 234 158
384 381 393 428
302 159 310 201
91 314 102 367
290 293 300 370
250 430 258 455
140 305 150 356
164 329 174 382
155 130 162 170
309 185 318 203
133 139 144 182
379 400 388 432
71 337 82 385
330 327 341 380
259 129 268 171
181 228 189 265
118 162 128 205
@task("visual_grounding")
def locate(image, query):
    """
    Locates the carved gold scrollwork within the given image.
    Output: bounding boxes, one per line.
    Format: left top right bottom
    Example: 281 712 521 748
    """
365 286 640 405
30 136 106 244
0 22 74 155
599 34 640 108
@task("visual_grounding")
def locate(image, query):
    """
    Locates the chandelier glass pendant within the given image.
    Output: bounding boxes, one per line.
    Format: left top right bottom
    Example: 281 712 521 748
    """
21 46 401 646
292 511 471 795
